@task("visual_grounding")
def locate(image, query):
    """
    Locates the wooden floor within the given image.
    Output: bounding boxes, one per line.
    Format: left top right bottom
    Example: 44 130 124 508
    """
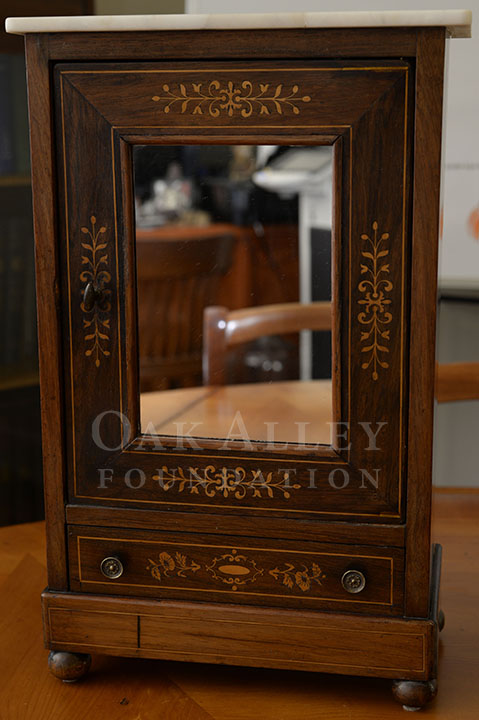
0 489 478 718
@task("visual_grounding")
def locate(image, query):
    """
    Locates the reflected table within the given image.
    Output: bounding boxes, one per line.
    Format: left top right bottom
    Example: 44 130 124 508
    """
141 379 332 445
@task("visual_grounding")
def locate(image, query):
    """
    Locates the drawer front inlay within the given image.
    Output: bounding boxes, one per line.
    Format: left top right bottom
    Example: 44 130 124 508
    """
69 526 404 613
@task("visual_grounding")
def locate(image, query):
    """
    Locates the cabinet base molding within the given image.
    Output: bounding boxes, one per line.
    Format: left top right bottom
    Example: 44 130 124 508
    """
42 590 438 683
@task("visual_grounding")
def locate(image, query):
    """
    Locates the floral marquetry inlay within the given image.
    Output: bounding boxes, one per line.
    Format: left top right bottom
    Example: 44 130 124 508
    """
357 221 393 380
147 551 200 581
146 546 328 595
269 562 326 592
151 80 311 117
154 465 301 500
79 215 111 367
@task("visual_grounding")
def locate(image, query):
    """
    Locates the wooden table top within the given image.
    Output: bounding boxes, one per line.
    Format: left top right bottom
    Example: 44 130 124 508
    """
136 223 241 242
0 489 478 718
141 380 333 445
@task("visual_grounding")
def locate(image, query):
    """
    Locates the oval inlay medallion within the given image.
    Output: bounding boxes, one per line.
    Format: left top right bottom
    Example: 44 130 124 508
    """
218 565 250 576
206 549 264 591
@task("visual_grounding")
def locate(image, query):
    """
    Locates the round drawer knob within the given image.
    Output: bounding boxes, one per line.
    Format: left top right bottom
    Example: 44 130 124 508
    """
100 556 124 579
341 569 366 594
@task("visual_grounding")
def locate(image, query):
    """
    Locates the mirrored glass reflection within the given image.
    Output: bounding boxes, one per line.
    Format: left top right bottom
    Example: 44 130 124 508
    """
134 144 333 446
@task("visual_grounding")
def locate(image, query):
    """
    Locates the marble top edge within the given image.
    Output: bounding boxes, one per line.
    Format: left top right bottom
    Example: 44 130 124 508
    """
5 11 472 39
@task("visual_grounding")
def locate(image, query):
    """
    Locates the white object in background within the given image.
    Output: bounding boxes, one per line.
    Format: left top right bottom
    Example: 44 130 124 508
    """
185 1 477 291
440 164 479 293
253 149 333 380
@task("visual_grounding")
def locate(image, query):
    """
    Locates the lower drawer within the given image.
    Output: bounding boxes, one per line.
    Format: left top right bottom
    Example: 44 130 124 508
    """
68 525 404 614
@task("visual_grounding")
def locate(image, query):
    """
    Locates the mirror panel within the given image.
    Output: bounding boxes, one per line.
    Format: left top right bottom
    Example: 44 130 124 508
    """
134 144 333 446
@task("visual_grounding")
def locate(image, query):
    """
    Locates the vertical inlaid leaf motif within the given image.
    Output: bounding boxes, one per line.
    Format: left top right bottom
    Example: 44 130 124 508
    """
357 221 393 380
79 215 111 367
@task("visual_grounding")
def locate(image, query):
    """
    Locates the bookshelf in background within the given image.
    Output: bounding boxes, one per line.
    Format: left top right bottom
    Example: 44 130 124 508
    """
0 56 36 391
0 0 94 526
0 51 39 525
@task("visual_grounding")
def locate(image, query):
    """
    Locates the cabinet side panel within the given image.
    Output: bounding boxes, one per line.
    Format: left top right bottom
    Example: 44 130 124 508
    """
25 35 67 589
406 28 445 617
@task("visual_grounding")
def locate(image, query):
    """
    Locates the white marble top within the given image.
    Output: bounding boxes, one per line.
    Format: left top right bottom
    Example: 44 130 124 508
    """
5 11 472 39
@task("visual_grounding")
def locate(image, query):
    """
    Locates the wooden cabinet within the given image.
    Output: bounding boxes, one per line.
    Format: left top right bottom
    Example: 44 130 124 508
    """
10 10 471 711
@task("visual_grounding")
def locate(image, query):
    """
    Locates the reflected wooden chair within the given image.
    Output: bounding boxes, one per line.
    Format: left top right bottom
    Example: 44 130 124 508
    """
136 226 235 392
436 363 479 402
203 301 332 385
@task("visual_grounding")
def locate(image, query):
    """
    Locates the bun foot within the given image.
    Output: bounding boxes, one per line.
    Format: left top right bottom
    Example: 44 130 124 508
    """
392 679 437 711
48 651 91 682
438 609 445 632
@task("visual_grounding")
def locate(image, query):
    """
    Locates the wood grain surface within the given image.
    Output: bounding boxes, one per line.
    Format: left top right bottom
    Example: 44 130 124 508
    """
0 489 477 719
405 27 446 620
25 34 69 592
140 380 332 443
436 363 479 403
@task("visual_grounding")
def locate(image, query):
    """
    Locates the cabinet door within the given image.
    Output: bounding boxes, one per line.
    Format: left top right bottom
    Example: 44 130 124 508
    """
55 59 412 523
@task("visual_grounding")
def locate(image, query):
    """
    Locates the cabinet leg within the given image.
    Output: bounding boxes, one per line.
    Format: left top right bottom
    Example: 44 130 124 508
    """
48 651 91 682
392 679 437 711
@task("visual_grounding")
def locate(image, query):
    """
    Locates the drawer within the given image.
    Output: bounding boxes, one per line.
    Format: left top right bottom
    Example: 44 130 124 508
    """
68 526 404 614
